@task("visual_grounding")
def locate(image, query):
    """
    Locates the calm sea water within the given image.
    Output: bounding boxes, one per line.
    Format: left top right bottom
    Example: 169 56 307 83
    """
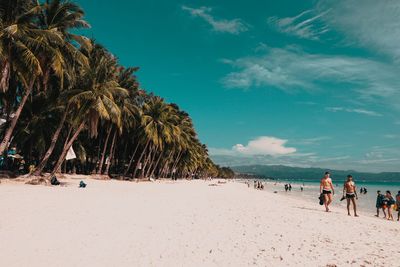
244 179 400 216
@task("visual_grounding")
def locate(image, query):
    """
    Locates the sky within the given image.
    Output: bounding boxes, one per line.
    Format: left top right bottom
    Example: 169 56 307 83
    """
76 0 400 172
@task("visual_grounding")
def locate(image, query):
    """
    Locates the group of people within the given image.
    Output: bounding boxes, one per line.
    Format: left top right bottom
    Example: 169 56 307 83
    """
284 184 292 192
376 190 400 221
320 172 360 216
320 171 400 220
359 187 368 194
253 180 264 190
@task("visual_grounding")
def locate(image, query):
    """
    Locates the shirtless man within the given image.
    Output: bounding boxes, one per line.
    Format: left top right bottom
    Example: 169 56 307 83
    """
320 171 334 212
342 175 358 217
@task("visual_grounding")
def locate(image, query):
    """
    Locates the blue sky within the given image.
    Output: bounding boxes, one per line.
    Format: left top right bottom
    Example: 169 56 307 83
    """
77 0 400 172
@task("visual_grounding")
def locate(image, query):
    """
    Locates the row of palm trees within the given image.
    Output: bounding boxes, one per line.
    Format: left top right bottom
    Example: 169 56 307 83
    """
0 0 233 181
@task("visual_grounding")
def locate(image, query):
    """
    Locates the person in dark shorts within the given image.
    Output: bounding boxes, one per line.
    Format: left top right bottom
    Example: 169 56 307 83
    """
375 190 386 218
320 172 335 212
342 175 358 217
396 191 400 221
384 191 395 221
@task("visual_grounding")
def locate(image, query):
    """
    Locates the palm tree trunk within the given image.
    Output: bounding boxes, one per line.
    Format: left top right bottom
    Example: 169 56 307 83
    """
104 130 117 175
145 147 158 178
97 125 112 174
0 79 35 155
141 146 153 178
150 150 164 178
33 106 69 176
0 61 10 92
124 142 140 177
159 150 174 178
132 139 150 178
49 121 85 178
170 150 182 178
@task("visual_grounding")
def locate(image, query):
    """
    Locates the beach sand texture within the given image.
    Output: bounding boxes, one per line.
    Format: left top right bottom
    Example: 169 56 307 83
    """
1 178 399 267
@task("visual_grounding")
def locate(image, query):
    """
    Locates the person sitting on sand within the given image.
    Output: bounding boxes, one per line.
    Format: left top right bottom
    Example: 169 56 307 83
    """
375 190 386 218
342 175 358 217
383 191 395 221
320 171 334 212
396 191 400 221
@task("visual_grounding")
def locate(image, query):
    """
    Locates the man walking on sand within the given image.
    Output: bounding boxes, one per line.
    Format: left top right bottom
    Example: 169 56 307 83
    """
320 171 334 212
375 190 386 218
342 175 358 217
396 191 400 221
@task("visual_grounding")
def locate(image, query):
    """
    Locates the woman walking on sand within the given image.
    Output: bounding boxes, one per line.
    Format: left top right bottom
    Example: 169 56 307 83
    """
320 171 335 212
383 191 395 220
342 175 358 217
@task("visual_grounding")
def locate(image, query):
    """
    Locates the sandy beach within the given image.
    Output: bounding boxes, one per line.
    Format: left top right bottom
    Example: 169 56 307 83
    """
0 178 399 267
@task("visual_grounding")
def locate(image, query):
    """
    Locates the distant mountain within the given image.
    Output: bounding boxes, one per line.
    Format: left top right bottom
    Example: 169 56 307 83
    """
232 165 400 183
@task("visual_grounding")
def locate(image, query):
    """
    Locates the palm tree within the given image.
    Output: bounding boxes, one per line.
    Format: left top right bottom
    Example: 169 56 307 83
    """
0 0 43 155
99 67 141 175
49 43 127 177
32 0 90 175
132 96 178 178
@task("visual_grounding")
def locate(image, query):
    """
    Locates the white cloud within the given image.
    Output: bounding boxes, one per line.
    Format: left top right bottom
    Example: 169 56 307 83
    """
268 10 329 40
182 6 248 34
232 136 296 156
210 136 296 157
325 107 382 117
221 46 400 108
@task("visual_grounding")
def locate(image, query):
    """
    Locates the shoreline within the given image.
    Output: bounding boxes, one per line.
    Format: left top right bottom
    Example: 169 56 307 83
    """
1 177 399 266
237 178 400 217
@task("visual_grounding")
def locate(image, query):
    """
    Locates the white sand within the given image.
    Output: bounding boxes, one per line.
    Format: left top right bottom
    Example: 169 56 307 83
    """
0 178 399 267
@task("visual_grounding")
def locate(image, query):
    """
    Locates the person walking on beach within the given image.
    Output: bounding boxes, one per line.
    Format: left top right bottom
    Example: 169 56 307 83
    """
320 171 334 212
383 191 395 220
375 190 386 218
342 175 358 217
319 172 335 212
396 191 400 221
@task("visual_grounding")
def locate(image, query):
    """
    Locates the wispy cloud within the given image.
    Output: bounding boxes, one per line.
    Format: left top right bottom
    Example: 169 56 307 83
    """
326 107 382 117
383 134 399 139
268 10 329 40
182 6 248 34
221 46 400 109
317 0 400 60
293 136 331 145
271 1 400 60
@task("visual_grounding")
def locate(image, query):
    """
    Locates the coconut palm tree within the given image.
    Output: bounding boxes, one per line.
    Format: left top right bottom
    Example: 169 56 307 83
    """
0 0 44 155
49 43 127 177
132 96 178 178
32 0 90 175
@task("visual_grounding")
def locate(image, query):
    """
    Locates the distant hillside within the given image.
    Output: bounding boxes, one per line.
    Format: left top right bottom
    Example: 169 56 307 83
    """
232 165 400 183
